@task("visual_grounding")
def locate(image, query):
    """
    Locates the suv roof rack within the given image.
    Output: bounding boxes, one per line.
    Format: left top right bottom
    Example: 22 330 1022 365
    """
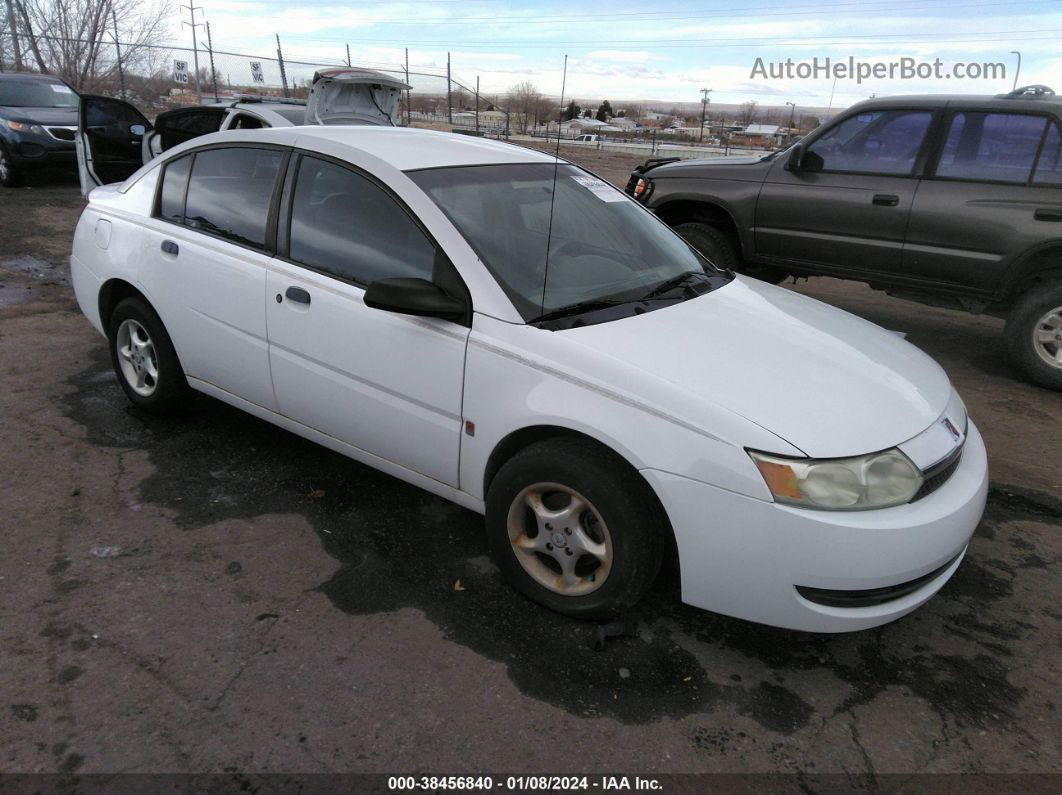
997 84 1056 99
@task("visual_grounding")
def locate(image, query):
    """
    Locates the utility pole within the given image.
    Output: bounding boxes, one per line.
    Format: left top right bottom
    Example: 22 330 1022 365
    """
206 21 218 101
786 101 796 144
446 52 452 125
699 88 712 143
276 34 289 97
405 48 410 125
475 75 480 133
180 5 204 104
111 7 125 99
180 4 204 104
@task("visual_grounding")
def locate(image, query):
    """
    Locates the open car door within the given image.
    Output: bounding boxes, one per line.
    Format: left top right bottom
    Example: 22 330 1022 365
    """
144 106 226 160
76 95 152 197
305 68 411 127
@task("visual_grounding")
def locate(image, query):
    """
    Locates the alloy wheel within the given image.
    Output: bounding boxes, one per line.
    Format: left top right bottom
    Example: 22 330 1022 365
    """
116 318 159 396
506 482 613 596
1033 306 1062 370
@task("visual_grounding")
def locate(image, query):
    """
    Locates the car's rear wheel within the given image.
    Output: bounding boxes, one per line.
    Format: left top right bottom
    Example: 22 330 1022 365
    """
673 221 787 284
1005 280 1062 390
485 437 664 619
107 297 193 413
0 143 20 187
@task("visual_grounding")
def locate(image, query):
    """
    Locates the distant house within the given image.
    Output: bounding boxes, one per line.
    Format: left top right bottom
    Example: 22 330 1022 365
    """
562 118 609 133
610 117 638 130
730 123 785 147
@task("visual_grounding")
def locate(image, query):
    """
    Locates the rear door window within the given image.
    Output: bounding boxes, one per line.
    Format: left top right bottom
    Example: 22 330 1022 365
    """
936 112 1047 183
183 147 283 249
805 110 932 175
286 155 436 285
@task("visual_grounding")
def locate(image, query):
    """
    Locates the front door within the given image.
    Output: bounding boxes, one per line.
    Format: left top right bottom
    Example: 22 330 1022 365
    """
144 106 226 160
266 154 469 486
756 108 934 275
76 95 151 196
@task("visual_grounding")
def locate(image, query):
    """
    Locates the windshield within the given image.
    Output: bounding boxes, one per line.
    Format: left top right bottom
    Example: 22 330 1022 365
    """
0 78 78 108
409 162 730 321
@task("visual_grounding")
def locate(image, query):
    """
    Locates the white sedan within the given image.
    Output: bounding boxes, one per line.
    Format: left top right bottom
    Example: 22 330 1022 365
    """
69 125 988 632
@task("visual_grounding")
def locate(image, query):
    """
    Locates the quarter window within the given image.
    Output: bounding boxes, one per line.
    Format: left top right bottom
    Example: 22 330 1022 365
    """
1033 123 1062 186
805 110 932 175
183 147 283 249
936 112 1047 183
288 156 436 285
157 154 191 223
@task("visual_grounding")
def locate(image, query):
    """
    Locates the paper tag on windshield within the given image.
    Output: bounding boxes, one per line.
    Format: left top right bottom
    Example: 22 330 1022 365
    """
570 175 625 202
50 84 74 93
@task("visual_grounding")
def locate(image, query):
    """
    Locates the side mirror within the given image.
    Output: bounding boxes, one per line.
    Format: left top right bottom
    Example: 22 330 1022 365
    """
129 124 146 136
786 143 806 171
363 277 465 320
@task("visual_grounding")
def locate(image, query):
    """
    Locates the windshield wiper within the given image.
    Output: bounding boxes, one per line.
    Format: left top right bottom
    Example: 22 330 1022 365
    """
640 270 708 300
532 298 638 323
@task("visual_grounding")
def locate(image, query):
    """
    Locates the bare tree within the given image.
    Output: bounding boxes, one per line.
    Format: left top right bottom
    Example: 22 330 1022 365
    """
507 80 540 133
12 0 172 91
740 100 759 127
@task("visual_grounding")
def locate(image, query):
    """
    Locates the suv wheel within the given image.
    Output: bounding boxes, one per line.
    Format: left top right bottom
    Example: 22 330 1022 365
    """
1005 280 1062 390
0 143 20 187
673 221 787 284
107 297 194 413
485 437 664 620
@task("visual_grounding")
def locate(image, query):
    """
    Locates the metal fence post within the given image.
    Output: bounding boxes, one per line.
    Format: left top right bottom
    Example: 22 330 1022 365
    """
475 75 480 133
276 34 289 97
404 47 410 126
111 9 125 99
446 52 452 125
206 21 218 101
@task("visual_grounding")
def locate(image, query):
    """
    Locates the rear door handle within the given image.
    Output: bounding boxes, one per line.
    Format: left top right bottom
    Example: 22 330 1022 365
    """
160 239 178 255
872 194 900 207
284 286 311 305
1034 208 1062 222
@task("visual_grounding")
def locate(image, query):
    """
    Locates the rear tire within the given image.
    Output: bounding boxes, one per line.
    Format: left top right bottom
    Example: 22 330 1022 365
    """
485 437 664 620
0 143 21 187
1004 280 1062 390
107 297 193 414
674 221 787 283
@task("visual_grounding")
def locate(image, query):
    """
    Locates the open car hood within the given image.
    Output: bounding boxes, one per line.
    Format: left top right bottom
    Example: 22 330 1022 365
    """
305 68 411 127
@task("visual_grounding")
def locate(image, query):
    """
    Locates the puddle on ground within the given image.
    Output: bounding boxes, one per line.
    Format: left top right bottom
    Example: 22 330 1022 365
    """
62 347 1053 729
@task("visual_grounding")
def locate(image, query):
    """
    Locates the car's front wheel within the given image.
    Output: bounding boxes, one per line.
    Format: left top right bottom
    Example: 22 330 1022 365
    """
485 437 664 619
107 296 193 413
673 221 787 284
0 143 20 187
1005 280 1062 390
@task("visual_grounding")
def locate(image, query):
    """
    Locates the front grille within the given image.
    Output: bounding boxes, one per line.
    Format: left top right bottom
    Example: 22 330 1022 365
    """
911 445 963 502
46 127 76 141
795 552 961 608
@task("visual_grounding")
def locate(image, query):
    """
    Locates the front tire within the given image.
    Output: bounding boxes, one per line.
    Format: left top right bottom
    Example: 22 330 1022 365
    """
673 221 787 283
107 297 193 413
485 437 664 620
0 143 20 187
1005 280 1062 390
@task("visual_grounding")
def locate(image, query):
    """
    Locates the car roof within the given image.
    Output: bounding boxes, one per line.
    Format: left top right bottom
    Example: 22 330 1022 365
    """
227 125 559 171
0 72 67 84
847 92 1062 114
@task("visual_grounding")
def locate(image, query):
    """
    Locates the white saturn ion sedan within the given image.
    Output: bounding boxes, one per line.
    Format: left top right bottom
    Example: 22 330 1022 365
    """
69 125 989 632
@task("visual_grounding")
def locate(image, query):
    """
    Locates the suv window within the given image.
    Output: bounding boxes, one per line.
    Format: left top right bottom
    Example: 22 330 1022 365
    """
1032 122 1062 186
805 110 931 175
183 147 283 249
288 155 436 286
157 154 191 223
936 112 1047 184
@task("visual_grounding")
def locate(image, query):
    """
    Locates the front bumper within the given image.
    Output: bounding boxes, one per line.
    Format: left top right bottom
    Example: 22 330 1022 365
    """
643 420 989 632
5 132 76 168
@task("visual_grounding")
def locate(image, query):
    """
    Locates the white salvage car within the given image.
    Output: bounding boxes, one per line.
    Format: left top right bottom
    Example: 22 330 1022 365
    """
69 125 988 632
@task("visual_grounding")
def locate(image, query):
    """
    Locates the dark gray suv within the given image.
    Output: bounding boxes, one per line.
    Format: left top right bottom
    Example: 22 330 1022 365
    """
626 85 1062 390
0 72 79 187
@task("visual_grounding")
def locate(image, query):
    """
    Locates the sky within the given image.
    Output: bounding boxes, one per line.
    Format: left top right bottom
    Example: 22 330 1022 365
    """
162 0 1062 114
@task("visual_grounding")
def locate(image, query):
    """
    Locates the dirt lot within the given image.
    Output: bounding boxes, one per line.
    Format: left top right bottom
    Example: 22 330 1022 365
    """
0 161 1059 783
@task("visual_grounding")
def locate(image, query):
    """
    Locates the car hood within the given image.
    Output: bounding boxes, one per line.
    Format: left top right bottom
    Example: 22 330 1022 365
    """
0 106 78 125
562 277 952 458
305 68 411 126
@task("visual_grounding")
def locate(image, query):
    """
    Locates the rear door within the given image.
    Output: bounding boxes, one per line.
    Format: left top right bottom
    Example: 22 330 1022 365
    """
143 106 226 160
76 95 151 196
902 110 1062 291
755 108 934 276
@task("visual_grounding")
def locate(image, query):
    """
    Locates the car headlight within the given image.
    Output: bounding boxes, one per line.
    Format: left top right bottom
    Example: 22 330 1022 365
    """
0 119 45 135
748 448 923 510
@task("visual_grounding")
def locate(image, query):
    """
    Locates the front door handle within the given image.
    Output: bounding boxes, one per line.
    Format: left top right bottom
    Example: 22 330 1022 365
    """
872 194 900 207
1034 208 1062 222
284 286 311 305
160 239 179 255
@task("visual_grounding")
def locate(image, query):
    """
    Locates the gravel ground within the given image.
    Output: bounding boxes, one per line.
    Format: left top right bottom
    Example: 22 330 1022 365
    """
0 160 1058 783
